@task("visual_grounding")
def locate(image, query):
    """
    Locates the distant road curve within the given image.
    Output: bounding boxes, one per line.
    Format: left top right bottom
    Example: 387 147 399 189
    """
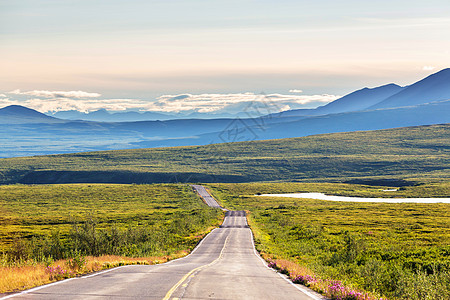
191 184 226 209
2 186 323 300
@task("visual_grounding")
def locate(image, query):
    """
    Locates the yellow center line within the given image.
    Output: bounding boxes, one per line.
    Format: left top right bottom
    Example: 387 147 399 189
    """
162 233 230 300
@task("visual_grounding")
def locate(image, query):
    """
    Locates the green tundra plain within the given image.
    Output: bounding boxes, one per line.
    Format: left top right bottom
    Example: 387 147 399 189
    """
0 124 449 185
0 124 449 299
0 184 222 259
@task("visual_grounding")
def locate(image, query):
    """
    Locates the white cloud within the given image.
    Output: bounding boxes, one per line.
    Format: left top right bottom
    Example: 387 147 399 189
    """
149 93 338 113
9 89 101 98
0 99 11 105
422 66 436 71
289 89 303 93
2 89 339 115
279 104 291 112
17 98 148 113
0 98 20 109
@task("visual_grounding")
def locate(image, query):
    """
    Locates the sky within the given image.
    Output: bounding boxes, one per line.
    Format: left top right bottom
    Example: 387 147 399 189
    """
1 0 449 114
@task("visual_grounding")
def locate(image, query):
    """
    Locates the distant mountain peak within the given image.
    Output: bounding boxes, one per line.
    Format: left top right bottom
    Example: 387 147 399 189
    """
369 68 450 109
384 83 402 88
0 105 60 123
2 104 32 111
314 83 404 114
0 105 46 116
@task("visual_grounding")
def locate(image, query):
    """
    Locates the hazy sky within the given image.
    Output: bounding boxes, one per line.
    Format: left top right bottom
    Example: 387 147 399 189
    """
1 0 449 113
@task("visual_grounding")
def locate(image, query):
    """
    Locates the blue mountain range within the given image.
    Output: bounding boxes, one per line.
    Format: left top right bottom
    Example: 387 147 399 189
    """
0 69 449 157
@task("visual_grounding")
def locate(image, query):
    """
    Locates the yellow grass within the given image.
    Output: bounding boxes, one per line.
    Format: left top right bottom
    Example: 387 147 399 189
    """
265 257 312 278
0 251 189 294
0 265 49 294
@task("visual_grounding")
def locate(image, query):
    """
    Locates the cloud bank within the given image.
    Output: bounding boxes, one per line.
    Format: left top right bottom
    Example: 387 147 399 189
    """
10 89 102 98
1 89 339 115
152 93 337 114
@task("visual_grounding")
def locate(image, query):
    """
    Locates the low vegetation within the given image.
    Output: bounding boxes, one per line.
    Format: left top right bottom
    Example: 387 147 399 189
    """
208 182 450 300
0 184 222 293
1 254 185 294
0 124 448 185
0 124 449 297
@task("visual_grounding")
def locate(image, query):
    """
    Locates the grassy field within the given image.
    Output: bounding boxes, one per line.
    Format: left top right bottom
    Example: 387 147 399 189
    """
207 182 450 300
0 124 448 185
0 184 222 254
1 124 449 297
0 183 222 293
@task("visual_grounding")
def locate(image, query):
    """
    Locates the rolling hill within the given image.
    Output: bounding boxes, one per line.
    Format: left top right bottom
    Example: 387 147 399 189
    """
0 124 448 185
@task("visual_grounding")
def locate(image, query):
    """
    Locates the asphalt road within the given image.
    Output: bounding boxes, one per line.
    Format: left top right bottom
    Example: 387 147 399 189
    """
3 186 322 300
191 185 225 209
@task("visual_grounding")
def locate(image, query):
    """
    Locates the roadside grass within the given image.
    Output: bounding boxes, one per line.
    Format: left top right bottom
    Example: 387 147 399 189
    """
210 182 450 300
0 253 186 294
0 183 222 293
